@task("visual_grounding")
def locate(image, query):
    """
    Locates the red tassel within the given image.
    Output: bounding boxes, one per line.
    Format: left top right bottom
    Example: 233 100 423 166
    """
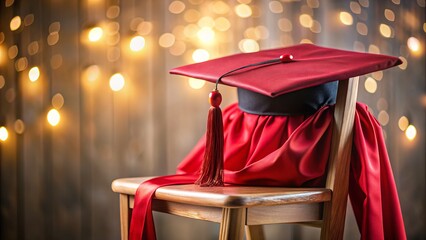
196 90 224 187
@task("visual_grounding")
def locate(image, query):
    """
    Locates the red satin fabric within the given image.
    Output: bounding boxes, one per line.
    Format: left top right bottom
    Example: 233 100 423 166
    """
130 103 406 240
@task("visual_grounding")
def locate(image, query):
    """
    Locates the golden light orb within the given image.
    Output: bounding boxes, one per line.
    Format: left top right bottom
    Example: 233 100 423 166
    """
88 27 103 42
197 27 215 43
235 4 252 18
29 66 40 82
364 77 377 93
405 124 417 141
10 16 22 31
109 73 125 92
398 116 409 131
339 12 353 26
0 126 8 141
407 37 421 52
129 36 145 52
188 78 205 89
47 109 60 126
192 49 210 62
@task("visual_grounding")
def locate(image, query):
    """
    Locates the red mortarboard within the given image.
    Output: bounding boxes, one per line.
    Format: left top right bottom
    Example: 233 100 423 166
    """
170 44 402 186
171 44 402 97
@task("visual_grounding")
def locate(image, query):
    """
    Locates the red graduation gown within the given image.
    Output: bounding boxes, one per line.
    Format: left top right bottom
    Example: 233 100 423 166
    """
129 103 406 240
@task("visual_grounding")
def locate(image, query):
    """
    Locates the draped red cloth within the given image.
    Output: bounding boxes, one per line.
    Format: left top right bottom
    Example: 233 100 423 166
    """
129 103 406 240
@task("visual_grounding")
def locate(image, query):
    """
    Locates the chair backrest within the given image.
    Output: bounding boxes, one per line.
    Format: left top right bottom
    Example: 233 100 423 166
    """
321 78 359 239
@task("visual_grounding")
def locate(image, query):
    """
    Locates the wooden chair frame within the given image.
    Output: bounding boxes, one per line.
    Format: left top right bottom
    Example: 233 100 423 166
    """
112 78 359 240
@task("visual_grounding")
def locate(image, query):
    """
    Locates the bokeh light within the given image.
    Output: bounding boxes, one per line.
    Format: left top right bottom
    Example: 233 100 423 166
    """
47 109 60 126
52 93 64 109
14 119 25 134
129 36 145 52
169 1 186 14
192 49 209 62
188 78 205 89
407 37 421 52
239 39 259 53
109 73 125 92
299 14 313 28
159 33 176 48
379 24 392 38
235 4 252 18
398 116 409 131
339 12 353 25
29 66 40 82
197 27 215 43
405 124 417 141
83 65 101 82
0 126 8 141
10 16 21 31
364 77 377 93
88 26 103 42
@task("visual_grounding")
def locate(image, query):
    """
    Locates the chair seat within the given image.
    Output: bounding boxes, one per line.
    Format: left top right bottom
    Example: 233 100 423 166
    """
112 177 331 208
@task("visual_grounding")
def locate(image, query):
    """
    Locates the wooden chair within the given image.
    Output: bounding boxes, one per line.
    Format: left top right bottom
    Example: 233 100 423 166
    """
112 78 359 240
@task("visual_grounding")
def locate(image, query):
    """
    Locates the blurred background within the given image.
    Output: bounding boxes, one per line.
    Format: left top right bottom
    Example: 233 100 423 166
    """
0 0 424 239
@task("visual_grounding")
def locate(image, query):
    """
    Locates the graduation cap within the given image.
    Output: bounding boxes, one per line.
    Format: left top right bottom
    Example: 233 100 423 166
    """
170 43 402 186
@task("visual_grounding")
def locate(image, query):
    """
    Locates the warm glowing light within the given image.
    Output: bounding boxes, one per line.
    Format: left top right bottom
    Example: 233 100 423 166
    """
88 27 103 42
184 9 201 23
137 21 153 35
384 9 395 21
379 24 392 38
398 56 408 70
339 12 353 25
350 2 362 14
235 4 252 18
0 126 8 141
47 109 60 126
405 125 417 141
364 77 377 93
299 14 313 28
15 57 28 72
407 37 420 52
192 49 209 62
52 93 64 109
398 116 409 131
169 41 186 56
109 73 125 92
169 1 186 14
28 41 40 55
129 36 145 52
106 5 120 19
47 32 60 46
212 1 230 14
269 1 283 13
198 16 215 28
10 16 22 31
0 75 5 89
278 18 292 32
14 119 25 134
239 39 259 53
310 20 322 33
8 45 18 59
215 17 231 31
356 22 368 35
368 44 380 54
197 27 215 43
84 65 101 82
159 33 176 48
188 78 205 89
378 111 389 126
0 45 6 65
29 66 40 82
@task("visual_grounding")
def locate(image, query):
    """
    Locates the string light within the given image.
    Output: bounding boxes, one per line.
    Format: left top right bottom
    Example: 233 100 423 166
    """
109 73 125 91
197 27 215 43
47 109 60 126
398 116 409 131
364 77 377 93
83 65 101 82
0 126 8 141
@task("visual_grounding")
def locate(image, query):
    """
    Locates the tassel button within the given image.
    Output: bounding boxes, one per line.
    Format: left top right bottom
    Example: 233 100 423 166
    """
209 90 222 107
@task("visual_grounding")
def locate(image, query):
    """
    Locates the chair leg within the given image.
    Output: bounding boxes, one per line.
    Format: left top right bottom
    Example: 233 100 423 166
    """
119 194 130 240
245 225 265 240
219 208 246 240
